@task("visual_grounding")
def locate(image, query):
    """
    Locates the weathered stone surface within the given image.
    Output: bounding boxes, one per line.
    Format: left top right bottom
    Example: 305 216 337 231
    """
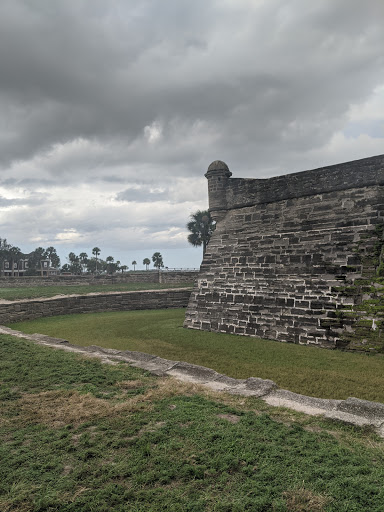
121 351 157 362
167 361 220 382
337 397 384 421
0 289 192 324
245 377 277 395
184 154 384 348
265 389 340 413
29 334 69 344
0 271 198 288
133 357 178 376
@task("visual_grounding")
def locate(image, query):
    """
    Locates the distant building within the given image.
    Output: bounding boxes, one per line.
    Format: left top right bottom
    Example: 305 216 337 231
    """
0 254 59 277
39 258 59 277
1 257 30 277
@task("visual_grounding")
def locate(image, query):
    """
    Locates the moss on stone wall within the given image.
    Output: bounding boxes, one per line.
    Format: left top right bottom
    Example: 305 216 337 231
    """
335 225 384 353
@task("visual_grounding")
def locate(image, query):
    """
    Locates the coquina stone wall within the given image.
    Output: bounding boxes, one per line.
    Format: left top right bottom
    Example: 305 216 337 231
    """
184 154 384 350
159 271 198 284
0 288 191 324
0 271 197 288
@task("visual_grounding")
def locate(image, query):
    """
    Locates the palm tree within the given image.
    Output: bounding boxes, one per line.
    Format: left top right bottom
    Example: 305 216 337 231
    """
132 260 137 271
143 258 150 270
120 265 128 273
79 252 88 273
187 210 216 256
28 247 45 274
92 247 101 273
152 252 164 270
106 256 116 275
85 258 97 274
68 252 78 263
67 252 81 274
44 246 61 268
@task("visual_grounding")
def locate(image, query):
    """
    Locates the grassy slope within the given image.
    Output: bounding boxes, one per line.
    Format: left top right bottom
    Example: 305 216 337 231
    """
0 282 192 301
1 334 384 512
10 309 384 402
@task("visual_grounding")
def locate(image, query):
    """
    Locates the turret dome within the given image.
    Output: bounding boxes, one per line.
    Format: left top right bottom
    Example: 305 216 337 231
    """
207 160 229 172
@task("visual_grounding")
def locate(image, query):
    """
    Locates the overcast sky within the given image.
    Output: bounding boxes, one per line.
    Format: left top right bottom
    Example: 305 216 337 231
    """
0 0 383 269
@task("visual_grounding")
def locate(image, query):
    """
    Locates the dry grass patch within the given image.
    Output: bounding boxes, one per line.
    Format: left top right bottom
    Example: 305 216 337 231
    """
17 390 116 427
217 413 241 424
116 379 143 389
13 377 210 429
137 421 166 435
133 375 210 402
16 387 164 429
283 486 331 511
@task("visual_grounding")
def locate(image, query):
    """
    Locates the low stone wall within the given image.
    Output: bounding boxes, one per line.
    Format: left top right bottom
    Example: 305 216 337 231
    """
159 271 198 284
0 271 198 288
0 288 192 324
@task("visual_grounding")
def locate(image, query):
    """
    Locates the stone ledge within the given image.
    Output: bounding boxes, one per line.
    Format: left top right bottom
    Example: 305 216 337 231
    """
1 324 383 436
0 287 192 304
336 397 384 421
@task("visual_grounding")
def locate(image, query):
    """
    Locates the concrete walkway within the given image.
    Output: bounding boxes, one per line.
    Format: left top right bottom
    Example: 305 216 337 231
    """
1 324 384 437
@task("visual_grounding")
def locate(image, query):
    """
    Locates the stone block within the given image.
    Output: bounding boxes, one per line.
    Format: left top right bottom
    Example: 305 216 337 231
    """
337 398 384 420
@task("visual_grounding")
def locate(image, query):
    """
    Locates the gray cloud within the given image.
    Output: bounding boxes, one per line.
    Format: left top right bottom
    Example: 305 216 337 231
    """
116 187 168 203
0 192 47 207
0 196 25 207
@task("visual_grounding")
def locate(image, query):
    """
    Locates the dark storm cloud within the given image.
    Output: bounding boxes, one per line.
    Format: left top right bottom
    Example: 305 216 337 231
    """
0 0 217 167
0 0 382 176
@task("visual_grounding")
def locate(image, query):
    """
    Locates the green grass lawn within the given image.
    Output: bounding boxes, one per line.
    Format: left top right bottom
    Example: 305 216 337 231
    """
10 308 384 403
0 282 192 301
1 334 384 511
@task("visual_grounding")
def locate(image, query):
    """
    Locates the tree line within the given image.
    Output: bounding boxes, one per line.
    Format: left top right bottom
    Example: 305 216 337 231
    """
62 249 164 275
0 239 164 276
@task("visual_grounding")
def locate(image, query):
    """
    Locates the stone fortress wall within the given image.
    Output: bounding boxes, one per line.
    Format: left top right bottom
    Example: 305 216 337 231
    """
184 155 384 349
0 271 198 288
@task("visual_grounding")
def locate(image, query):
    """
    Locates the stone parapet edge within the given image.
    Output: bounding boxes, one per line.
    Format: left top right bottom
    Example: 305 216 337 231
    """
0 287 192 304
1 325 383 437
